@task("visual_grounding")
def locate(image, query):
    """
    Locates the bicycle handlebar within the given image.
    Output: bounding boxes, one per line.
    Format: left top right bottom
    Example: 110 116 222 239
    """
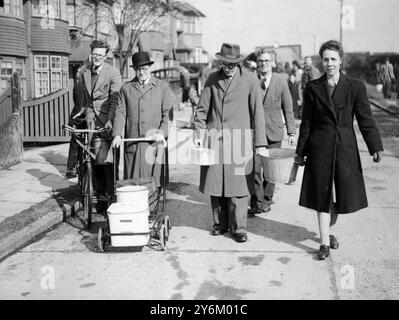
62 124 109 134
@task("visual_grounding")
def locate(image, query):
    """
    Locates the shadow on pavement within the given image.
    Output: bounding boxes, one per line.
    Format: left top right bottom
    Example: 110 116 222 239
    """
167 181 319 258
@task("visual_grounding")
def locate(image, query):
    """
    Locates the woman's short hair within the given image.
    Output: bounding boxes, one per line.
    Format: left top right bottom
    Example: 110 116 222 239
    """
319 40 344 59
90 40 110 54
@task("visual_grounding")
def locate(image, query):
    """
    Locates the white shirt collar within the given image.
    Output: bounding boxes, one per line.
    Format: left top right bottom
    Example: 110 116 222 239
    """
327 73 340 86
92 63 104 75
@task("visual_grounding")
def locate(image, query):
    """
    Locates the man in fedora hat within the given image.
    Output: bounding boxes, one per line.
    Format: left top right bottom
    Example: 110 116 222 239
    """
193 43 269 243
112 51 173 186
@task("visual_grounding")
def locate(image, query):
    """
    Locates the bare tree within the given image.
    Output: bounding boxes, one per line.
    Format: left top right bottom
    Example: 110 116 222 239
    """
77 0 174 74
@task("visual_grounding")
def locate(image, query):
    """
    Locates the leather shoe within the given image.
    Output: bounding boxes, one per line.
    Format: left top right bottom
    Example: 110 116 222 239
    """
234 233 247 243
318 245 330 260
329 235 339 249
248 205 270 214
212 224 228 236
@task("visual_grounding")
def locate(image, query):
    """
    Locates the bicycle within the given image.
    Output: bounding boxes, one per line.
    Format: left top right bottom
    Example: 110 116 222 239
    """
63 122 109 229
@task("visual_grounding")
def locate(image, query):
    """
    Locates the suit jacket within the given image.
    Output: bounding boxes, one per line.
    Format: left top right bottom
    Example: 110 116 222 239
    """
379 62 395 82
73 62 122 129
112 76 174 183
259 72 296 142
194 66 267 197
296 73 383 214
72 62 122 163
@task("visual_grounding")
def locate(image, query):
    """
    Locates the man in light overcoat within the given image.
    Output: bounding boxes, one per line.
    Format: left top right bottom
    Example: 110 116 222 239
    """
112 52 173 186
194 43 268 243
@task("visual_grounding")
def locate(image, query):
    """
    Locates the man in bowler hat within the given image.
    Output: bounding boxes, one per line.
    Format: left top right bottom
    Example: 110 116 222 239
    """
112 52 173 185
193 43 268 243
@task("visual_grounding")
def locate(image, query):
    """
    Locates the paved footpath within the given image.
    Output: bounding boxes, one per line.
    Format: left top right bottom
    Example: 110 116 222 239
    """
0 101 398 300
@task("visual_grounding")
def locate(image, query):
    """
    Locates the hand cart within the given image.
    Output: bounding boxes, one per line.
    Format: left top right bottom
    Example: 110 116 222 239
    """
98 137 171 252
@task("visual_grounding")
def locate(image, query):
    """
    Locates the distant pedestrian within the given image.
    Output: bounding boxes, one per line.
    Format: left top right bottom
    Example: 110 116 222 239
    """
284 61 292 75
292 60 304 112
301 56 321 90
244 60 257 72
199 61 213 93
378 57 396 99
295 40 384 260
292 60 303 83
288 73 301 119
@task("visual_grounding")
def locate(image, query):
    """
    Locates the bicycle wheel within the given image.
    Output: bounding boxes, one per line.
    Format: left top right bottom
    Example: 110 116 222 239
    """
82 159 93 229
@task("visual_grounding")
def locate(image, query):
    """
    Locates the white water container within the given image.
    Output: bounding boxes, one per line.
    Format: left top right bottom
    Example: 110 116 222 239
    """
190 147 216 166
107 202 149 247
116 185 149 212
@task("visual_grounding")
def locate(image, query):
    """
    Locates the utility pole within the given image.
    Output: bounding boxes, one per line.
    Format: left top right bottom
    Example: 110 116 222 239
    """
339 0 343 44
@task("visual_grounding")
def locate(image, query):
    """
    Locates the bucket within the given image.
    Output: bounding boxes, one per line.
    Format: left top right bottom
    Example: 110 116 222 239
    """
107 202 149 246
116 185 149 212
190 148 217 166
260 148 296 184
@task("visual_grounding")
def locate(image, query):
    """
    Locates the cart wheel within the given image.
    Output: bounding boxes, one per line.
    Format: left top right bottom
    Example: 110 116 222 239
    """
98 227 107 252
159 224 167 251
163 216 171 240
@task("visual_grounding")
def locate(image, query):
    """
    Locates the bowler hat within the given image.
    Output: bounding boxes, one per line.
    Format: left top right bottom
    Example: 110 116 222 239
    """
130 51 154 68
215 43 244 64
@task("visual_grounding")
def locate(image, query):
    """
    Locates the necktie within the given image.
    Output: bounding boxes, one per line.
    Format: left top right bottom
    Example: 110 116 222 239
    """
261 78 267 90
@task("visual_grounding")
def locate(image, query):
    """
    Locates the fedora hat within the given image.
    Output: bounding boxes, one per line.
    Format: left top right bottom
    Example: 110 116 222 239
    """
215 43 244 64
130 51 154 68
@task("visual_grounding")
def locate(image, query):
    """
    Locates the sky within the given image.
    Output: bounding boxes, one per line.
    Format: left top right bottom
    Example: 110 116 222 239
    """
186 0 399 57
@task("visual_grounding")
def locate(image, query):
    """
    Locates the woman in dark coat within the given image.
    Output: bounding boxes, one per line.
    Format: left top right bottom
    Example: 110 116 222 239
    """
295 40 383 260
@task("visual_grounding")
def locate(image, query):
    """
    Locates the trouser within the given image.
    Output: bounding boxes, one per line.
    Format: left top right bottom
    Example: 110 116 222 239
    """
210 195 248 234
382 79 392 98
251 140 282 208
66 136 79 170
93 163 114 197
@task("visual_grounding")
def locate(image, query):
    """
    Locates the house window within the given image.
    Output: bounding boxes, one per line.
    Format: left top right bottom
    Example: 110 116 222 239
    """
50 56 62 91
62 57 69 88
13 0 23 17
0 0 23 17
0 61 13 76
2 0 11 14
34 55 50 97
34 55 69 97
32 0 66 20
0 59 27 100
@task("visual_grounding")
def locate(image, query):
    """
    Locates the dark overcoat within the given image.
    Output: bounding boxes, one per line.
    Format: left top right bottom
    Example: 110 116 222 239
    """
194 66 268 197
296 73 383 213
112 76 174 185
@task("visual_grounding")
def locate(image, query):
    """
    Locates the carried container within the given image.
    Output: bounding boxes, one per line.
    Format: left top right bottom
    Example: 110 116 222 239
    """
190 147 217 166
260 148 296 184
